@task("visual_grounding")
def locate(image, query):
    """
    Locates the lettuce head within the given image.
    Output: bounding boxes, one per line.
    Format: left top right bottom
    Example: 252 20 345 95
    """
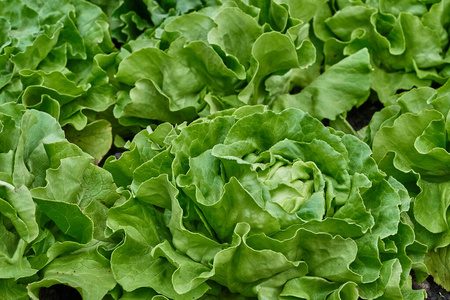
105 106 426 299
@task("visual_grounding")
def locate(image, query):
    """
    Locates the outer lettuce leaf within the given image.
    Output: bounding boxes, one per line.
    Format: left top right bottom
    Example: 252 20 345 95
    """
373 109 450 177
65 119 113 163
108 196 211 299
119 287 161 300
0 225 37 279
27 247 116 300
12 109 66 188
208 6 263 68
279 277 358 300
114 78 199 124
115 47 204 123
424 246 450 291
104 123 176 188
272 48 372 120
0 181 38 244
0 280 28 300
239 31 301 105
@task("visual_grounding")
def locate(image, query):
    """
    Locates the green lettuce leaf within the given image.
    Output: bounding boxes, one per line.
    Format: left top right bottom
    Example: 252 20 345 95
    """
27 247 116 300
424 246 450 291
272 48 372 120
0 279 28 300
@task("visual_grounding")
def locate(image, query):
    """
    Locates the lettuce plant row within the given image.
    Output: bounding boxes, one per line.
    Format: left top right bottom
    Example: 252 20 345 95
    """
0 0 449 299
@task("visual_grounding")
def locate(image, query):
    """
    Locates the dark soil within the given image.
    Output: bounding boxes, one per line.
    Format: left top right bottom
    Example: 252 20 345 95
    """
413 275 450 300
346 97 384 131
38 284 82 300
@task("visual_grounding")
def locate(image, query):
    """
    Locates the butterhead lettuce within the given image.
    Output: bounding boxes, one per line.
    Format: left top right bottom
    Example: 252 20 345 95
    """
0 0 117 161
369 81 450 291
105 106 426 299
112 0 374 127
0 104 121 298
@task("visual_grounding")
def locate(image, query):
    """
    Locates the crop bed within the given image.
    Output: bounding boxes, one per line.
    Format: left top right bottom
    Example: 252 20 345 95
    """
1 0 450 299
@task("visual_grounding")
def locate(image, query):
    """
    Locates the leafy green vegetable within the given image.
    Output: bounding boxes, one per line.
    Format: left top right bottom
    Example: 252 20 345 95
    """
111 0 376 127
27 248 117 300
425 246 450 291
369 82 450 292
105 106 424 299
0 104 121 298
104 0 450 134
2 0 450 298
0 0 117 158
319 0 450 103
